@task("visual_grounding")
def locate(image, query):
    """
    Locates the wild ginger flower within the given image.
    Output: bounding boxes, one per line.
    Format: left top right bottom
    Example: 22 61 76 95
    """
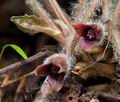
35 54 69 98
74 23 103 51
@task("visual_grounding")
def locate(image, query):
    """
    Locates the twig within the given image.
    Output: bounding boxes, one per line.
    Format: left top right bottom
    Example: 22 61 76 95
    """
13 78 27 102
0 50 53 75
79 40 110 73
0 71 35 88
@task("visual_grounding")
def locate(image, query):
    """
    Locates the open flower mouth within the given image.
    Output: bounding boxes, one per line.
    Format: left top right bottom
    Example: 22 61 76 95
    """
74 23 103 50
35 62 66 84
85 29 96 41
49 64 66 80
35 54 68 92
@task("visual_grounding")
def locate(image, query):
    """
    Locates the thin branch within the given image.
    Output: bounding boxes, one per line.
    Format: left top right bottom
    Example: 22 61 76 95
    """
78 39 110 73
0 50 53 75
0 71 35 88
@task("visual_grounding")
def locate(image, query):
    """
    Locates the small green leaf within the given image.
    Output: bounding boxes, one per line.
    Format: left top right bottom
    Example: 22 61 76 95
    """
0 44 28 60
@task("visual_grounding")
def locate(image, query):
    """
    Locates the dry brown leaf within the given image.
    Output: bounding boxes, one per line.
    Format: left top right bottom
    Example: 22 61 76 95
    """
72 62 116 79
11 15 65 44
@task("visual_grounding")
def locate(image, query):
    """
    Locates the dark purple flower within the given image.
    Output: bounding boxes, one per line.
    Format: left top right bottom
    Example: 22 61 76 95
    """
74 23 103 50
35 54 68 93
